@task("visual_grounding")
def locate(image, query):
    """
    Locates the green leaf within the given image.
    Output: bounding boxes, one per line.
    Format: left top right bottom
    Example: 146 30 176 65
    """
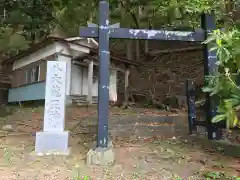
212 114 226 123
209 46 218 52
233 116 239 127
202 86 214 93
224 98 240 107
83 176 90 180
203 35 216 44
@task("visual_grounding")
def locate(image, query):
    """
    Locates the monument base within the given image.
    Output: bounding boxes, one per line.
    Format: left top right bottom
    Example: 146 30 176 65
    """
35 131 69 156
86 146 115 166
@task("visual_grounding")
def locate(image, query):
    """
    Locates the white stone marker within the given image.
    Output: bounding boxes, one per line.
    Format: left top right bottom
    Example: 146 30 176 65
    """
35 61 69 155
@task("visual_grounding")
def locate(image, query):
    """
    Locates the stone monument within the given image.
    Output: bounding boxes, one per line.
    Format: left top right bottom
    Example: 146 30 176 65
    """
35 61 69 155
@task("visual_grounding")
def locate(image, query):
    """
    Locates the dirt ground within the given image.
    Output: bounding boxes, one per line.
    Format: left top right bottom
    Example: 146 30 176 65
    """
0 105 239 180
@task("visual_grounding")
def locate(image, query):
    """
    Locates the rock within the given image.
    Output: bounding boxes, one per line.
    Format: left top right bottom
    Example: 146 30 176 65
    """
86 147 115 166
2 125 14 131
162 95 179 108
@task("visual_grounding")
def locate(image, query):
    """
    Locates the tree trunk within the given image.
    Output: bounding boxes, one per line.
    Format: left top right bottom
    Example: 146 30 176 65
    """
135 6 141 61
121 1 133 61
120 0 132 107
123 68 130 108
144 40 149 54
224 0 235 29
87 60 94 104
88 3 95 22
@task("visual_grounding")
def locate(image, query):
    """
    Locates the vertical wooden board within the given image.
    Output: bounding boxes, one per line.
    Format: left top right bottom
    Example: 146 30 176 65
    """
39 61 47 81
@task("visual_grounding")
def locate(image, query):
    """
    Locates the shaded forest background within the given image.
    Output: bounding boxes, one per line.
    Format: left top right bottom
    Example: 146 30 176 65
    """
0 0 239 107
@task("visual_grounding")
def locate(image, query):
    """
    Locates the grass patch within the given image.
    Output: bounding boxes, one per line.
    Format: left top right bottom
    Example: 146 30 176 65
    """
0 106 13 117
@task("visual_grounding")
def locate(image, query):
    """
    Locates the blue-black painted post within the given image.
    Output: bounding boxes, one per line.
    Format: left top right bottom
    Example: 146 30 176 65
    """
186 79 197 134
201 12 222 140
97 0 110 148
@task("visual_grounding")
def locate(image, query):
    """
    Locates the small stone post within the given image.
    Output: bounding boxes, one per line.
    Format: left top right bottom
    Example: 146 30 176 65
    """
35 61 69 155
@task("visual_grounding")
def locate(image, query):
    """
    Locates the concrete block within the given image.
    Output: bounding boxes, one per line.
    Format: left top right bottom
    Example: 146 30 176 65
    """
35 131 69 155
2 125 14 131
86 147 115 166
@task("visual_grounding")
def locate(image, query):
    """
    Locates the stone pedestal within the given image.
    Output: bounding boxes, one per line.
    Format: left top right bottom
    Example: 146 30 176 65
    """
86 147 115 166
35 131 69 155
86 140 115 166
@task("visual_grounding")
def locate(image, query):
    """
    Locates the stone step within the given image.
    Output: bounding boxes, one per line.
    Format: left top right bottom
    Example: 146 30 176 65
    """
71 95 98 105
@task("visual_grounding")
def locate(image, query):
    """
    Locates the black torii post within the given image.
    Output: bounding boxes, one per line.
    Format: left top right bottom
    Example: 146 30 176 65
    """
201 13 222 139
80 1 221 148
95 0 110 148
186 79 197 135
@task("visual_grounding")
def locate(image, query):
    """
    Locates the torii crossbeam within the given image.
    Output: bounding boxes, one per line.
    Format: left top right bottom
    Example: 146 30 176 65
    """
80 0 220 149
